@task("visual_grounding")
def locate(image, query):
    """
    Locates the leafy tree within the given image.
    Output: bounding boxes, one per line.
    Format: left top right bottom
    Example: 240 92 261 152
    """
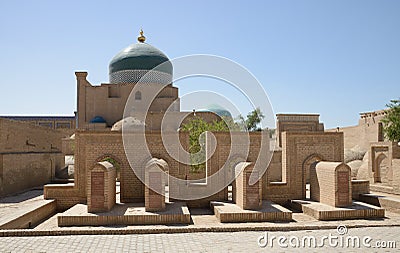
180 117 230 173
381 99 400 142
238 107 265 131
180 108 266 172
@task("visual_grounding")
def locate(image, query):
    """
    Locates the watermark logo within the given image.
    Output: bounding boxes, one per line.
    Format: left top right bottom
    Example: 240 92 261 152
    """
121 55 275 200
258 225 397 249
336 225 348 235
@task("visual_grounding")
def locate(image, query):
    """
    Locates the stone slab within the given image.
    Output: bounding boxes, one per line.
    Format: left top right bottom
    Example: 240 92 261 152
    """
210 200 292 223
290 199 385 221
359 192 400 214
0 191 57 229
58 202 190 227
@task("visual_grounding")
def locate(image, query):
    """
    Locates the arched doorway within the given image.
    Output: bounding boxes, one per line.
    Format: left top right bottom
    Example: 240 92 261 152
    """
96 155 122 203
374 153 389 184
302 154 322 199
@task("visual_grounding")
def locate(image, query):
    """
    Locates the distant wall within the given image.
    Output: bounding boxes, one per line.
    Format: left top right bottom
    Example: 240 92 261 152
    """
0 153 63 197
0 118 65 197
0 115 75 136
330 110 386 151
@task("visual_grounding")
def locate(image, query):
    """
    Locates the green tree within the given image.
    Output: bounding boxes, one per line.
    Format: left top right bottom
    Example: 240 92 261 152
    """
180 117 230 173
238 107 265 131
381 99 400 142
180 107 266 172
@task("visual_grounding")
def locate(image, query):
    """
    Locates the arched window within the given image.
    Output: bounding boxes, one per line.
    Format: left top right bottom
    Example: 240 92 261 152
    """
135 91 142 100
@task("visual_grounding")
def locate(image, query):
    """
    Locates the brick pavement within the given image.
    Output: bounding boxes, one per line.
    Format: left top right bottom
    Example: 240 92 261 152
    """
0 226 398 252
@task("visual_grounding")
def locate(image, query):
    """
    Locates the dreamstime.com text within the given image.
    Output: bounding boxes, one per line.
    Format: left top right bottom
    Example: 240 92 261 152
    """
257 225 396 249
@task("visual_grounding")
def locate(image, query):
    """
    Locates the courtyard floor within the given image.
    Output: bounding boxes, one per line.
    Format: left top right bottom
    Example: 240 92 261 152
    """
1 187 400 252
1 186 400 236
0 227 399 252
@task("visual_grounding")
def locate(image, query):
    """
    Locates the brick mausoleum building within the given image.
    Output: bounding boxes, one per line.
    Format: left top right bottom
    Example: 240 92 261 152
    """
26 30 388 225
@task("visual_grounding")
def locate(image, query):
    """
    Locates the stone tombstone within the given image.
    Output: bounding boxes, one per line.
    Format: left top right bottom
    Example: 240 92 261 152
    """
87 161 116 213
310 161 352 207
145 158 168 212
233 162 262 210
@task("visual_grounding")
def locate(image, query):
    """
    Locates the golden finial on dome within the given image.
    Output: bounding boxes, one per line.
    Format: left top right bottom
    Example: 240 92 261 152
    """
137 29 146 43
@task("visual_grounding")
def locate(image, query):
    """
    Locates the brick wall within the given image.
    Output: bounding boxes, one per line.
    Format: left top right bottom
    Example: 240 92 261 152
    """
45 129 272 208
0 153 63 197
336 110 386 151
0 118 65 197
263 132 344 204
76 72 179 129
351 180 370 200
368 142 400 194
0 118 66 153
276 114 323 147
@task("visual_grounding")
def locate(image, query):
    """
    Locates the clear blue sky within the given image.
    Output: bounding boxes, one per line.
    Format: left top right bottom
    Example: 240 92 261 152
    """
0 1 399 128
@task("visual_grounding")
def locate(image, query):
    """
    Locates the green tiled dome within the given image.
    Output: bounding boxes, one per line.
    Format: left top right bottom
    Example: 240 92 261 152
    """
109 42 172 75
109 31 172 84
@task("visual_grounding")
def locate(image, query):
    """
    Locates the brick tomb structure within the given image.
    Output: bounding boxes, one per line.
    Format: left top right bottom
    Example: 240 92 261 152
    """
291 161 385 220
212 162 292 223
87 161 116 213
310 162 352 207
145 158 168 212
232 162 261 210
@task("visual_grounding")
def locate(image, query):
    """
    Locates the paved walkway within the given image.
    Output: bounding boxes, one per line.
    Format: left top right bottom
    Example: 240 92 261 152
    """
0 226 399 252
0 188 398 235
0 190 48 227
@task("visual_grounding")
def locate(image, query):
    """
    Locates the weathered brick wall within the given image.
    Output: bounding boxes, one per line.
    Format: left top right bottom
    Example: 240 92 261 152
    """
76 72 179 129
264 132 344 204
0 118 65 197
276 114 323 147
392 143 400 159
351 180 370 200
337 110 386 151
45 129 271 208
369 142 390 184
265 150 282 182
62 137 75 155
310 162 352 207
44 184 82 210
368 142 400 194
46 130 189 207
0 118 66 153
0 153 63 197
392 159 400 194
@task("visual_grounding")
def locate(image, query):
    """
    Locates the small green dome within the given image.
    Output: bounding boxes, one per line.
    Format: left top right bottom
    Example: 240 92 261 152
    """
109 31 172 84
198 104 233 118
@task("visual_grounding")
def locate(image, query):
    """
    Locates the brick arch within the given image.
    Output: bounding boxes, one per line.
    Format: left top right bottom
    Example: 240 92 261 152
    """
374 153 389 183
95 154 122 168
95 154 123 181
302 153 323 185
225 155 248 182
142 154 171 180
144 154 172 170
